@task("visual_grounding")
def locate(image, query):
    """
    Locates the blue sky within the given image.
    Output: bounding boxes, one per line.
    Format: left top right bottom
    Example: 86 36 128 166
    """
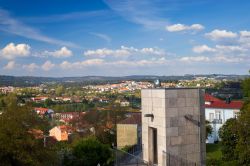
0 0 250 76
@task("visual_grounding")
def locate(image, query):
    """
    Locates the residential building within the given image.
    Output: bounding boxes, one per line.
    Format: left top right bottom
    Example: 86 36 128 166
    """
205 94 243 143
34 107 54 117
49 125 73 141
120 100 130 107
53 112 84 123
116 112 141 149
31 96 48 102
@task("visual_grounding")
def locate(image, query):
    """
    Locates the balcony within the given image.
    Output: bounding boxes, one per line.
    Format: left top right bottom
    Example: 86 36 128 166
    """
212 119 222 124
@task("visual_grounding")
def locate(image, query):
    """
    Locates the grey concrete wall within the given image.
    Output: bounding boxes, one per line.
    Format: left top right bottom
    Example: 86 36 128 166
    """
141 88 206 166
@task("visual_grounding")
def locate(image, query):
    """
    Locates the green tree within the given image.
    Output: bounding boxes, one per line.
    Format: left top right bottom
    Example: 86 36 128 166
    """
206 120 213 139
44 98 54 107
55 85 65 96
0 94 57 166
235 74 250 165
219 118 239 162
66 137 112 166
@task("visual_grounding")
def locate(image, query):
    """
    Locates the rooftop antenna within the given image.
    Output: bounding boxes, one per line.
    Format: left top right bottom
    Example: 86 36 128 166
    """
153 79 161 88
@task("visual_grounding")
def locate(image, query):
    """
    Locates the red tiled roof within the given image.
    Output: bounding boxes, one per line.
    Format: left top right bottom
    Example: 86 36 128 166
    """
119 112 141 125
205 100 243 109
204 93 243 109
205 94 222 102
58 125 73 132
34 107 48 114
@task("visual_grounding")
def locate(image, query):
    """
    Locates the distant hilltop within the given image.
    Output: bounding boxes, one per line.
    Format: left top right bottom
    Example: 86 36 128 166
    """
0 74 249 87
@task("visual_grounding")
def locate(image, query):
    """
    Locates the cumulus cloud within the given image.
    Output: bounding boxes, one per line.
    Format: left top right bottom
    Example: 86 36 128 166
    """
60 57 168 69
166 23 204 32
60 59 104 69
180 56 210 62
3 61 16 70
42 47 72 58
215 45 247 53
23 63 39 71
205 29 237 40
111 57 168 67
41 61 55 71
192 45 216 53
0 43 30 59
239 30 250 48
193 44 246 53
180 54 247 64
83 46 165 57
213 55 245 63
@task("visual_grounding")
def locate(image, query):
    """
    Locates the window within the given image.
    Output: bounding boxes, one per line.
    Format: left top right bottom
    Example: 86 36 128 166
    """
215 111 221 120
209 113 214 122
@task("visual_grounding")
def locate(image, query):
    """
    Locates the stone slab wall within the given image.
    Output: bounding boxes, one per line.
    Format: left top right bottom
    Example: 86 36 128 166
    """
141 88 206 166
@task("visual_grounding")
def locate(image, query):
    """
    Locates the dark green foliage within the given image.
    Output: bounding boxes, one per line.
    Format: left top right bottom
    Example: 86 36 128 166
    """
44 98 54 107
51 103 94 112
217 75 250 165
242 77 250 98
206 143 239 166
235 76 250 165
0 94 58 166
66 137 112 166
236 100 250 165
219 118 239 161
121 145 133 152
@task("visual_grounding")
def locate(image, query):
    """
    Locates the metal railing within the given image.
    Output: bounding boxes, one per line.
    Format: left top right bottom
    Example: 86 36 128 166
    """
113 147 148 166
212 119 222 124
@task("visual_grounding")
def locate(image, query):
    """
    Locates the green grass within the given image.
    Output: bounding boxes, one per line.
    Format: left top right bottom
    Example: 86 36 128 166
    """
206 143 238 166
206 143 222 160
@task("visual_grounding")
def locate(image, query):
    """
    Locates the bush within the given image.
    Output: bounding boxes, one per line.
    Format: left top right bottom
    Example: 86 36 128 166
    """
65 137 112 166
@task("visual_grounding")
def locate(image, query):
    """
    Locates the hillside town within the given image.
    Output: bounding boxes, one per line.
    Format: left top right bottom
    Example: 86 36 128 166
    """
1 0 250 165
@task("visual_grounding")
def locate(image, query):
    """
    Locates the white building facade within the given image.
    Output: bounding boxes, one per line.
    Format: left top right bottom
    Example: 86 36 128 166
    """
205 94 242 143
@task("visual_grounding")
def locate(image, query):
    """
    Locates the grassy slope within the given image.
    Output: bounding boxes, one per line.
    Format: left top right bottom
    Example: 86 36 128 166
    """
206 143 222 161
206 143 238 166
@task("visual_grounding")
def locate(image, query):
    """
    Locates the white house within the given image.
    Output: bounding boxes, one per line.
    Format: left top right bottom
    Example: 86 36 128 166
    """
205 94 243 143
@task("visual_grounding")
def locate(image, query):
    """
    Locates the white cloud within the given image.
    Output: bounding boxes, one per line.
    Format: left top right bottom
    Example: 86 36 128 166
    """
60 61 72 69
180 56 210 62
192 45 216 53
0 9 77 48
193 44 246 53
81 59 104 66
23 63 39 71
239 30 250 48
104 1 168 29
41 61 55 71
60 57 168 69
213 55 245 63
43 47 73 58
0 43 30 59
84 48 130 58
166 23 204 32
118 57 168 66
205 29 237 40
215 45 247 53
90 32 112 43
3 61 16 70
84 46 165 57
60 59 104 69
180 54 247 64
240 31 250 37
